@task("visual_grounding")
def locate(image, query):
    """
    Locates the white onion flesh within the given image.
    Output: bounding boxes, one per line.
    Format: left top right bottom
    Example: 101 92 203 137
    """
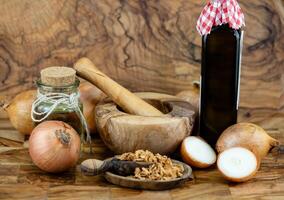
217 147 258 179
182 136 216 166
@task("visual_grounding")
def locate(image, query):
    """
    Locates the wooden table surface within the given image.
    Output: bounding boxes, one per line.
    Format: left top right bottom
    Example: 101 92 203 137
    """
0 112 283 200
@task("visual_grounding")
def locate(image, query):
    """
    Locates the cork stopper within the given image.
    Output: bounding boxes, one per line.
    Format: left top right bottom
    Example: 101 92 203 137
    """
40 66 76 87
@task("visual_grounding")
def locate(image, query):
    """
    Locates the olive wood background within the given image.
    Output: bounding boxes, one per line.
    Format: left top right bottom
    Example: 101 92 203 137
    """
0 0 283 129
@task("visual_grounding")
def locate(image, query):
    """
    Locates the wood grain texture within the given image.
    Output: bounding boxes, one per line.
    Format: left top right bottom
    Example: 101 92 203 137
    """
0 0 283 198
0 184 47 200
0 0 283 126
0 118 283 199
111 188 171 200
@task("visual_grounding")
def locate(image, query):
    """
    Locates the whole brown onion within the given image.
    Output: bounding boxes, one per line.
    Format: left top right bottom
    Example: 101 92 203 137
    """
2 90 36 135
29 121 81 173
79 81 105 134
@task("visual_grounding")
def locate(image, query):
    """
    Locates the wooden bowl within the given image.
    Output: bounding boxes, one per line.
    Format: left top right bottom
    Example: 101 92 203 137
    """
104 159 194 190
95 92 196 154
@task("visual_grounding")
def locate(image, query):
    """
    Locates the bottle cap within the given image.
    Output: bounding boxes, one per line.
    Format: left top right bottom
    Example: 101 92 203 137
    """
196 0 245 35
40 66 76 86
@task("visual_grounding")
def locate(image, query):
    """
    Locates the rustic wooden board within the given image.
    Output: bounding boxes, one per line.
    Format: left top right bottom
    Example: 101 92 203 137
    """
0 0 283 198
0 117 283 199
0 0 283 122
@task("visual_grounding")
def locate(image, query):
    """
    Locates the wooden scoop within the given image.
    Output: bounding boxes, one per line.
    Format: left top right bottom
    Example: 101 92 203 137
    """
81 158 151 176
74 58 163 117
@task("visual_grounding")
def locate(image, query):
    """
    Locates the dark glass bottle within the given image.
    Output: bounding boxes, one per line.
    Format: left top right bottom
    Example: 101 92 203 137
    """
199 24 243 146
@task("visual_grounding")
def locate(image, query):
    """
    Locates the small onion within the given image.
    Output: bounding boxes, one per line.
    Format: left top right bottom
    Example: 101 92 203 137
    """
2 90 36 135
176 82 200 111
79 81 105 134
176 84 200 135
29 121 81 173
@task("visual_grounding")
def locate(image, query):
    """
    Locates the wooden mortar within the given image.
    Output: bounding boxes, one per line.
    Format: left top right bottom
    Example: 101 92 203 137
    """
95 92 196 154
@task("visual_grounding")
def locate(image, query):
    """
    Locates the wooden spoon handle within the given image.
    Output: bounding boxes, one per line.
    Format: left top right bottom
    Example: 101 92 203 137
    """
74 57 163 117
81 159 111 175
81 158 152 176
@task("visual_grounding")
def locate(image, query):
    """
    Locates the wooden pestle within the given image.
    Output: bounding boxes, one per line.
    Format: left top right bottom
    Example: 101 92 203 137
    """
74 58 163 116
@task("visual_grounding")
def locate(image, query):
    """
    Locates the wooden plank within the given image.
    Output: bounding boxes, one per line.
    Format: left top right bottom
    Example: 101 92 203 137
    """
238 108 284 130
0 147 26 154
0 130 24 143
253 167 284 181
0 147 32 165
0 110 8 119
18 165 75 187
0 137 23 147
170 183 232 200
111 188 172 200
229 180 284 199
0 120 14 130
47 185 110 200
192 168 227 184
0 184 47 200
0 165 19 184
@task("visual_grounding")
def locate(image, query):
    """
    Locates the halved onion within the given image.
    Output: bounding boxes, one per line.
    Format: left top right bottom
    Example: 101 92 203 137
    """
217 147 259 182
181 136 216 168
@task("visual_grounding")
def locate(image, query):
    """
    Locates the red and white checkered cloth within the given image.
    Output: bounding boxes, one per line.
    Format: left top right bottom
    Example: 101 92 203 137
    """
196 0 245 35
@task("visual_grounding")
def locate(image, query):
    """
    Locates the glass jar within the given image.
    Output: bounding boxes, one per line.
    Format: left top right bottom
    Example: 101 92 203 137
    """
33 78 84 140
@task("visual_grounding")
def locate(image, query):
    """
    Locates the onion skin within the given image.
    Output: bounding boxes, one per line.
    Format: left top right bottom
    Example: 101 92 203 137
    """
29 121 81 173
216 123 279 159
217 167 258 183
176 85 200 135
180 136 216 168
176 89 199 112
217 148 261 183
3 90 36 135
181 145 210 168
79 81 105 134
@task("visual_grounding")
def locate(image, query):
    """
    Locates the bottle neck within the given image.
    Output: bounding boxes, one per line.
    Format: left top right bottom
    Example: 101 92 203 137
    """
36 79 80 95
211 24 241 32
